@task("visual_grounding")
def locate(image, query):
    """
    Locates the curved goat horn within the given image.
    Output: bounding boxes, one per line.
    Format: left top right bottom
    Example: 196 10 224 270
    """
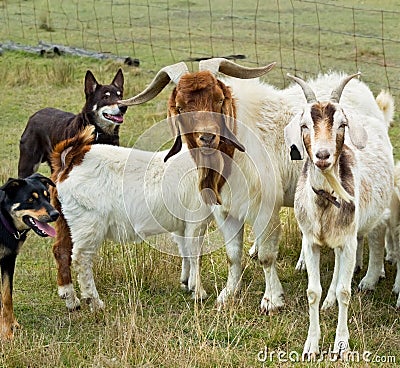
287 73 317 104
330 72 361 103
119 62 189 106
199 58 276 79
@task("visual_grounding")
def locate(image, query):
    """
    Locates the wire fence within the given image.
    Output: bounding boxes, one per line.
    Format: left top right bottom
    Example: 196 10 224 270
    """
1 0 400 95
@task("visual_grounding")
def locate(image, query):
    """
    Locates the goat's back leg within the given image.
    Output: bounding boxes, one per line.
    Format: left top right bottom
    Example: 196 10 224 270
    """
214 211 244 307
358 222 386 291
321 248 340 310
394 259 400 308
333 236 357 356
254 211 285 313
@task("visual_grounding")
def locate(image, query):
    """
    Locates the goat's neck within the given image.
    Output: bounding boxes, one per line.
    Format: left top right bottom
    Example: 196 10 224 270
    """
307 151 354 204
308 160 339 192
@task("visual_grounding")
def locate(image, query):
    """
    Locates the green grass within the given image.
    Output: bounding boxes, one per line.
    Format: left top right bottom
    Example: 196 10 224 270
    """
0 1 400 366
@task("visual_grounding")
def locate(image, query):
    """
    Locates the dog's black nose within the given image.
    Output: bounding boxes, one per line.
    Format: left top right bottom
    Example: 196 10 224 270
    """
49 209 60 221
118 105 128 114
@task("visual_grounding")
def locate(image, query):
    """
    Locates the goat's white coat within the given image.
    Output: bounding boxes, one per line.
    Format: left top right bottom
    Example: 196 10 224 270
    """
208 73 390 312
57 143 212 311
386 161 400 308
286 74 394 355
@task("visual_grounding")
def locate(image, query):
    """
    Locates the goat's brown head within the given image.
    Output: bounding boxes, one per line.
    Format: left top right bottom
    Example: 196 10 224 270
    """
119 58 276 204
284 72 367 172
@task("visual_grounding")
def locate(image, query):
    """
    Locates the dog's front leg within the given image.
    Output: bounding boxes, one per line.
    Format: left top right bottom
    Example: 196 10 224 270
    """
52 199 80 311
0 254 19 340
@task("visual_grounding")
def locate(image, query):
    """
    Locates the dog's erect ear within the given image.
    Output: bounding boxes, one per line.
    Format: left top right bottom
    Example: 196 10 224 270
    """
0 178 26 198
29 173 56 188
112 68 124 90
84 70 98 96
164 128 183 162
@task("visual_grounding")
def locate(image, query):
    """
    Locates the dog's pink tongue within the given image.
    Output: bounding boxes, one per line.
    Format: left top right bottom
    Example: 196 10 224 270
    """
106 114 123 123
34 220 56 237
112 115 123 123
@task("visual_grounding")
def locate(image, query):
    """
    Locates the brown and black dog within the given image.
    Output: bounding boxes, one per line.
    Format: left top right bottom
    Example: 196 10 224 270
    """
18 69 127 178
0 173 59 339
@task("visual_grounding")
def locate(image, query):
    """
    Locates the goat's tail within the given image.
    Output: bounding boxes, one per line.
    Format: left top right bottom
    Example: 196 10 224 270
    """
50 125 95 183
376 90 395 128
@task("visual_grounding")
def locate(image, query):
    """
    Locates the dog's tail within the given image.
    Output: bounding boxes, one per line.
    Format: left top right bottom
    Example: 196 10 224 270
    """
50 126 94 301
51 125 95 183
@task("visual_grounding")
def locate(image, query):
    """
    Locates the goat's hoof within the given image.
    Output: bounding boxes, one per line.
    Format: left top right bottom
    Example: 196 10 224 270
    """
180 280 189 292
260 294 284 315
83 298 105 312
216 288 235 309
302 337 320 361
191 289 208 302
295 260 306 271
248 244 258 260
321 296 336 311
65 296 81 312
358 276 379 292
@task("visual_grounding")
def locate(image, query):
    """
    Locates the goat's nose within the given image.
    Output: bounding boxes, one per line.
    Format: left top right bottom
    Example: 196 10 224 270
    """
316 149 330 160
199 133 216 145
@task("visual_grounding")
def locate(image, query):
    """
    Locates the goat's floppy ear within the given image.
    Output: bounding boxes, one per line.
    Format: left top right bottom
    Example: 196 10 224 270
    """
221 118 245 152
345 112 368 149
29 173 56 187
84 70 98 96
164 128 183 162
0 190 5 203
284 113 304 160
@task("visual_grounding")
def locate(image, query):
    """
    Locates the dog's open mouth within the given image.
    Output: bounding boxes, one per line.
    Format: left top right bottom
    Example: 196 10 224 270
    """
103 113 124 124
22 216 56 238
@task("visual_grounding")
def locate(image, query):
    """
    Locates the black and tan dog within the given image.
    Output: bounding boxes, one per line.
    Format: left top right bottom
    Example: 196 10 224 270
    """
18 69 127 178
0 173 59 339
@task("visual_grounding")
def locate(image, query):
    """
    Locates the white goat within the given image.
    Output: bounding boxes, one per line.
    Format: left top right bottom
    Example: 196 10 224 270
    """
284 72 394 357
386 161 400 308
52 126 213 311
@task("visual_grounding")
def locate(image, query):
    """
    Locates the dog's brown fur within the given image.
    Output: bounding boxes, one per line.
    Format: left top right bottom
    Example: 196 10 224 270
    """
18 69 126 178
50 127 95 298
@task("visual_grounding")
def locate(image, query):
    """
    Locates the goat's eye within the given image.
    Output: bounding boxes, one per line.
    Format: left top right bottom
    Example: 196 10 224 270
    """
176 106 183 113
219 100 224 105
301 124 309 131
339 123 346 129
28 197 34 203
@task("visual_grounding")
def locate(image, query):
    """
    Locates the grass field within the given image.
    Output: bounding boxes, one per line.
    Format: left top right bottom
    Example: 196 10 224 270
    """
0 1 400 367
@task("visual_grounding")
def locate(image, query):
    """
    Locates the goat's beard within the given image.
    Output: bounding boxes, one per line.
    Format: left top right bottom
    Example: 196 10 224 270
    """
322 169 354 204
191 149 224 205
